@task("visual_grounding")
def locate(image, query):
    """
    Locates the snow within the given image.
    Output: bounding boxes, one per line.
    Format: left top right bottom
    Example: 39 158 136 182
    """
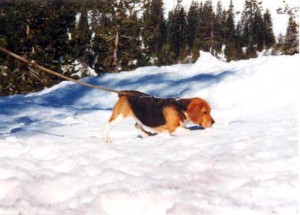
163 0 299 37
0 52 299 214
62 60 98 78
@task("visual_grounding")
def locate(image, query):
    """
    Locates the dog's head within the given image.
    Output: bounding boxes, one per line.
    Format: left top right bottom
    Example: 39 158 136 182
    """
180 98 215 128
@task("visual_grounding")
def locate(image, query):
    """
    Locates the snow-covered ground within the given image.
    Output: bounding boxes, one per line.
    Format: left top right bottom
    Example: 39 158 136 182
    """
0 52 299 214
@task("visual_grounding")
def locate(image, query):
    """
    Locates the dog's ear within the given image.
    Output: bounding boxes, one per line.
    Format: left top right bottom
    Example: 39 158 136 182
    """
187 102 203 124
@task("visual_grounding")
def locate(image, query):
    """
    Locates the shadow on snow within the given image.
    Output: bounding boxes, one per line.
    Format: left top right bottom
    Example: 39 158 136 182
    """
0 70 234 115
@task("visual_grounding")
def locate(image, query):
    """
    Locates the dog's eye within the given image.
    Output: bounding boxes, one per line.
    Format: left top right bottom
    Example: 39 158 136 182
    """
203 111 208 114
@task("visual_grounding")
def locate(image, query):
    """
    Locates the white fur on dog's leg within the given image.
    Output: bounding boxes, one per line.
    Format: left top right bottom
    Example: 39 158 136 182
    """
135 122 157 137
135 122 152 137
103 122 112 144
102 115 124 143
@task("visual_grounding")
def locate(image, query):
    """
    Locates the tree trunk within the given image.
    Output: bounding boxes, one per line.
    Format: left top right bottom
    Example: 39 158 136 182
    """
210 19 215 55
113 26 120 72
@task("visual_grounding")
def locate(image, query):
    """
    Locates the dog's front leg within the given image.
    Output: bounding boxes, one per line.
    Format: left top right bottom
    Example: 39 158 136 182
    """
103 122 112 144
103 115 124 144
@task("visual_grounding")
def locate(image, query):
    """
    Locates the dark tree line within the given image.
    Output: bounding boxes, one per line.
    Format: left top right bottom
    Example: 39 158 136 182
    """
0 0 298 96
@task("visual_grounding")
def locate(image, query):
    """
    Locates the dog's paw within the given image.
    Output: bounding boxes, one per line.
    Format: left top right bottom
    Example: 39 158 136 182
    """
103 137 112 144
135 122 155 137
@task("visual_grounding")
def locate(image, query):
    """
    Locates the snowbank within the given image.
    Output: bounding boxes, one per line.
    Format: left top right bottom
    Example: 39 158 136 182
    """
0 53 299 214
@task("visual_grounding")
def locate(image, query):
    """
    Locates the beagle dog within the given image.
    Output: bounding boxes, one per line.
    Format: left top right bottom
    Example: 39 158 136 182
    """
103 90 214 143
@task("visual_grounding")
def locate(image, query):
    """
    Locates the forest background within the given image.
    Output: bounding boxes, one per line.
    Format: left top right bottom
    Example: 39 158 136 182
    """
0 0 298 96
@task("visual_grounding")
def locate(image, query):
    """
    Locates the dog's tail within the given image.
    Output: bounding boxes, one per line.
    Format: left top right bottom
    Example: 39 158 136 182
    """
118 90 150 97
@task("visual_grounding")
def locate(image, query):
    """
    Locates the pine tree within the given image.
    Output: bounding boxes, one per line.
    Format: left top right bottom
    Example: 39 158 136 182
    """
142 0 165 64
224 0 238 62
241 0 262 46
284 14 299 54
214 0 224 53
186 1 199 50
72 7 92 71
245 44 257 58
253 9 264 51
0 0 285 96
87 1 117 73
263 9 275 49
234 21 245 59
0 0 76 95
177 6 188 58
89 5 110 74
193 0 214 54
32 1 76 80
166 3 187 63
90 0 142 72
166 11 179 63
225 0 235 42
0 0 29 95
275 2 299 54
120 12 142 69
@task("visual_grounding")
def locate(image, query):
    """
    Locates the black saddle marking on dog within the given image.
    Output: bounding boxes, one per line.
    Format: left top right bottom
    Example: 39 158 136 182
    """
119 91 186 128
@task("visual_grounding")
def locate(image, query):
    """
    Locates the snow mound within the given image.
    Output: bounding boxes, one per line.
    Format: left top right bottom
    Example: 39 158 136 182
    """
192 51 227 73
0 53 299 214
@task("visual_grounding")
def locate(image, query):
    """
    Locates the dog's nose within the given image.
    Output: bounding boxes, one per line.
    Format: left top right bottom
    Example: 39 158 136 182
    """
212 118 215 125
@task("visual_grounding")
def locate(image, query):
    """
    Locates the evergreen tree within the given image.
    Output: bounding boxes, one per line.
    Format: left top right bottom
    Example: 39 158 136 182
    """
72 7 92 72
224 0 238 61
263 9 275 49
234 21 245 60
177 6 188 58
89 6 110 74
253 9 264 51
91 0 142 72
245 43 257 58
275 2 298 54
193 0 214 54
225 0 235 42
186 1 199 50
0 0 76 95
0 1 31 95
224 42 237 62
120 12 142 69
284 14 299 54
214 0 224 53
166 11 179 63
0 0 286 96
142 0 165 62
241 0 262 46
34 1 76 66
166 3 187 63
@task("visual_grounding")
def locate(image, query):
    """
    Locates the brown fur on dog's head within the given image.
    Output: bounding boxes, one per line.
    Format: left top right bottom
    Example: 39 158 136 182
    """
179 98 215 128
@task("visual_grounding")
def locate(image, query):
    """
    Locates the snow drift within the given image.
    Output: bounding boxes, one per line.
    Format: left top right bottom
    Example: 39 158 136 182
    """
0 52 299 214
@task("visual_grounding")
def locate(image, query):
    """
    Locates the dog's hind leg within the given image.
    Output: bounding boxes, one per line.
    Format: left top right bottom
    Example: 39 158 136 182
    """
135 122 155 137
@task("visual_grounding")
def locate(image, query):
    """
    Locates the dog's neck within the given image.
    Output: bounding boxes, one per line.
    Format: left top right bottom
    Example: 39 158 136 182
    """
177 99 191 111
